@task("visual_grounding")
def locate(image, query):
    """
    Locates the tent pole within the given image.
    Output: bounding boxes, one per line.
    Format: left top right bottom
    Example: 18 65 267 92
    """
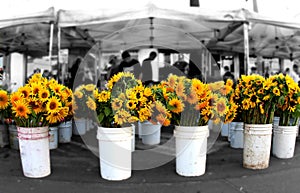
243 22 250 75
57 27 62 84
49 22 54 66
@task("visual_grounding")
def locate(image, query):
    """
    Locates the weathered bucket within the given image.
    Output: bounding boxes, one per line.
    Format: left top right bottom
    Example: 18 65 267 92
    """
9 125 19 150
73 118 87 135
18 126 51 178
243 124 272 170
273 117 280 129
0 123 9 147
272 125 297 159
49 127 58 150
131 124 135 152
58 121 72 143
221 123 229 137
174 125 209 177
97 126 132 181
228 122 237 142
141 121 161 145
230 122 244 149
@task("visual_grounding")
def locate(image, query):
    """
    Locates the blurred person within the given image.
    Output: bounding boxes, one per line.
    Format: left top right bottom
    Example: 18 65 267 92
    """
141 51 157 86
173 53 188 74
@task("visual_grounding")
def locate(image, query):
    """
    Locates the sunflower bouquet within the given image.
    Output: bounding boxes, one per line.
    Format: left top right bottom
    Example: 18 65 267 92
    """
96 72 152 128
0 89 11 122
270 74 300 126
235 74 281 124
208 79 237 124
73 84 97 120
160 75 212 126
10 73 73 127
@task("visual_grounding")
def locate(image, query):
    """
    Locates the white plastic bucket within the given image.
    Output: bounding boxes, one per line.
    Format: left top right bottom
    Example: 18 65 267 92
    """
230 122 244 149
273 117 280 129
58 121 72 143
141 121 161 145
272 125 297 159
243 124 272 170
49 127 58 150
73 118 87 135
97 126 132 181
228 122 237 142
138 122 142 139
0 123 9 147
18 126 51 178
9 125 19 150
221 123 229 137
174 125 209 177
131 124 135 152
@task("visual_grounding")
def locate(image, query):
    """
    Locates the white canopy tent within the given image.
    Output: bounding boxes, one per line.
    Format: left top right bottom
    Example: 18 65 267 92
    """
0 7 55 58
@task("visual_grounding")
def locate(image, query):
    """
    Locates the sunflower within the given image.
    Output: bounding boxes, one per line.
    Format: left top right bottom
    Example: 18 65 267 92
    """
10 92 21 106
86 97 96 111
138 107 152 122
272 87 280 96
74 90 83 99
30 82 42 96
39 88 50 102
46 96 61 114
28 99 43 114
0 90 9 109
112 98 123 111
169 98 184 113
128 116 139 123
47 107 69 124
215 98 228 116
12 100 30 119
114 109 131 125
242 99 251 110
187 92 198 104
85 84 96 92
18 86 30 98
126 100 136 110
175 80 186 99
143 87 152 97
98 90 110 102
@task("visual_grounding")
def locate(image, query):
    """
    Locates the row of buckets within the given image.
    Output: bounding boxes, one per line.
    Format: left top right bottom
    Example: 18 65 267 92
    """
0 118 92 151
221 117 299 160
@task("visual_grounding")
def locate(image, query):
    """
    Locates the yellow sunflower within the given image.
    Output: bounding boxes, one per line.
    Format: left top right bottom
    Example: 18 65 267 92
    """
12 100 30 119
114 109 131 125
112 98 123 111
138 107 152 122
39 88 50 102
86 97 96 110
10 92 21 106
46 107 69 124
85 84 96 92
0 90 9 109
272 87 280 96
74 90 83 99
215 97 228 116
46 96 61 114
126 100 137 110
98 90 111 102
18 86 30 98
169 98 184 113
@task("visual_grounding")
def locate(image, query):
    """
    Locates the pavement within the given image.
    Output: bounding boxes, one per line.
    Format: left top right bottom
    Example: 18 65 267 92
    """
1 127 300 193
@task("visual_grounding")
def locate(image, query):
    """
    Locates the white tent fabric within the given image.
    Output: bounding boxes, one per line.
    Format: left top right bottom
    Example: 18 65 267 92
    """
208 9 300 59
0 7 55 57
57 4 246 51
57 4 300 59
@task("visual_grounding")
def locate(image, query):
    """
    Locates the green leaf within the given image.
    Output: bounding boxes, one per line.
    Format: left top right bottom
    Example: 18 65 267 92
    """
278 96 285 105
104 107 111 116
98 113 104 123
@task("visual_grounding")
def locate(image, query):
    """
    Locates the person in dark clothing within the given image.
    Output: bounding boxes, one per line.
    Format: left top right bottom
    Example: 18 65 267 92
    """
110 51 141 79
141 51 157 86
69 57 81 89
173 53 188 74
187 60 203 82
